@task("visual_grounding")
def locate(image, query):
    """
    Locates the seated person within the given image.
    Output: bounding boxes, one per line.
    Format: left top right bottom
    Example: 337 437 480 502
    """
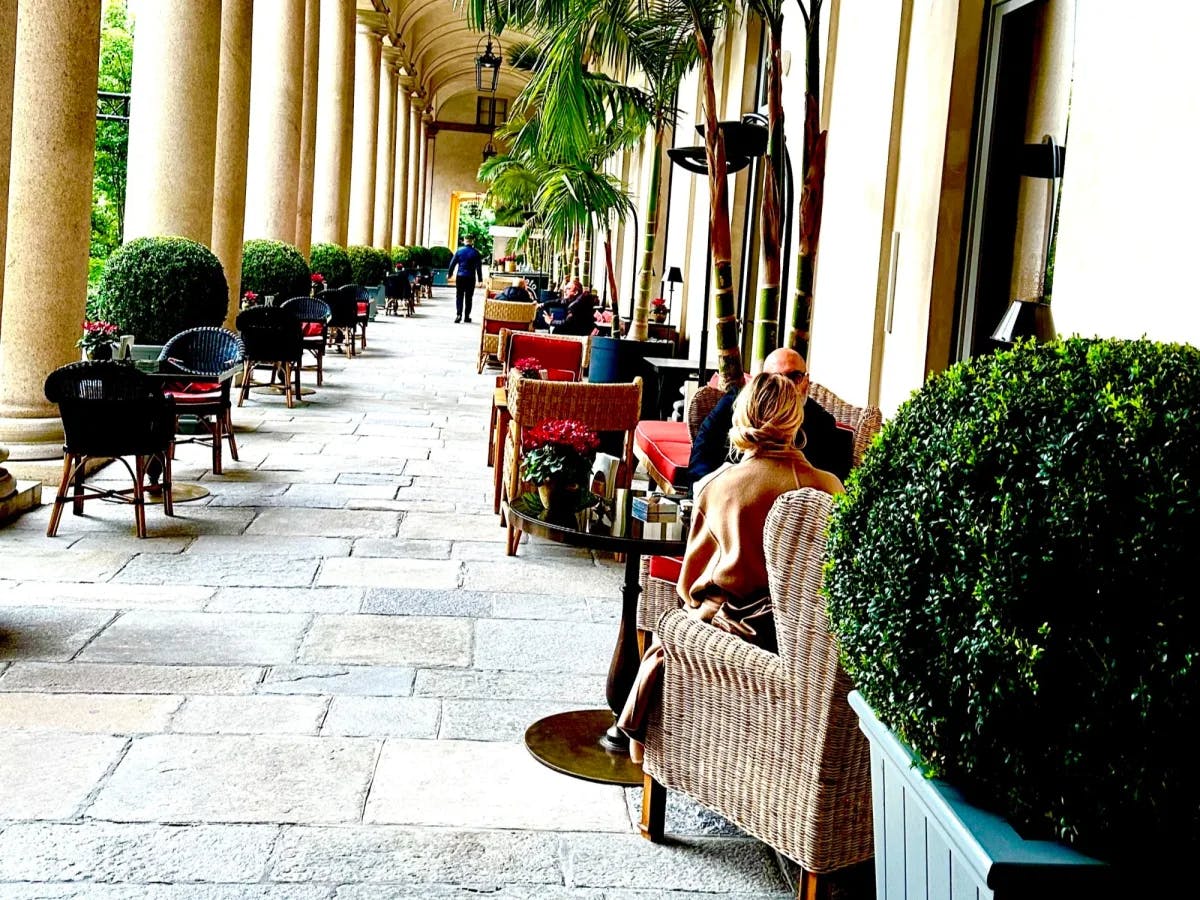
497 278 536 304
547 290 596 337
688 347 853 485
618 372 844 757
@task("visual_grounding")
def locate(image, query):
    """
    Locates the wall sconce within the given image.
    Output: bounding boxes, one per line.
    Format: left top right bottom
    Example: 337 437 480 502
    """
475 34 502 93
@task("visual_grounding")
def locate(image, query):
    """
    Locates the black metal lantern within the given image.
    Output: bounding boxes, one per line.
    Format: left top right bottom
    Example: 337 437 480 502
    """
482 138 497 162
475 34 502 93
667 113 768 175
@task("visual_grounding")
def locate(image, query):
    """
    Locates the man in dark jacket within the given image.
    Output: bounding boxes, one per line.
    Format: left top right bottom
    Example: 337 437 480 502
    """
447 236 484 323
688 348 853 485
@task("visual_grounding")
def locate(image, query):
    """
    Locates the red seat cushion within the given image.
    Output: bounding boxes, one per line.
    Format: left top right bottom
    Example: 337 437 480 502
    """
356 302 368 316
648 555 683 583
508 334 585 380
301 322 324 338
635 420 691 486
545 368 576 382
162 380 223 404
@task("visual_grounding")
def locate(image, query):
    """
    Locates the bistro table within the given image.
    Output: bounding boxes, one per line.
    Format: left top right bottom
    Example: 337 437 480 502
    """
139 358 242 503
506 488 687 785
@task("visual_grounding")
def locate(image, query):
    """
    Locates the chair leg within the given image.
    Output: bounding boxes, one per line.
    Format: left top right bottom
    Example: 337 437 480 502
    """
238 361 251 406
210 415 222 475
639 773 666 842
795 870 829 900
506 521 521 556
225 409 239 461
316 350 323 386
132 456 147 538
283 363 295 409
72 455 86 516
46 453 73 537
162 448 174 517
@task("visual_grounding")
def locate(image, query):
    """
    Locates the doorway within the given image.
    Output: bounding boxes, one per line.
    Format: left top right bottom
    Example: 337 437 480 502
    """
448 191 494 260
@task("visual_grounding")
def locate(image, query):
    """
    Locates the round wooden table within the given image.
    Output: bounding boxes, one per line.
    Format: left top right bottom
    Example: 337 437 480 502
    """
506 489 687 785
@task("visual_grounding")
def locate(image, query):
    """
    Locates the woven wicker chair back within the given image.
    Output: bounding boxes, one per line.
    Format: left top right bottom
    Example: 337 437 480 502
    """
323 286 359 328
503 332 586 379
807 382 883 467
507 372 643 435
44 360 175 456
483 299 538 332
686 385 725 442
281 297 331 323
157 327 244 375
236 306 302 360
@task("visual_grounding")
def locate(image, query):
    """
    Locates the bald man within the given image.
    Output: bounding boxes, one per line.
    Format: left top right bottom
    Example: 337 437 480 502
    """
687 348 854 485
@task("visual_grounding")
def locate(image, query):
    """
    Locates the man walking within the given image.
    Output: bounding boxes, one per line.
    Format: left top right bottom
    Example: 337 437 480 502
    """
447 236 484 323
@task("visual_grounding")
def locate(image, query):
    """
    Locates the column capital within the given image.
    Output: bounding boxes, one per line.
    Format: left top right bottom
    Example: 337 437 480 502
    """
381 46 405 73
356 10 389 37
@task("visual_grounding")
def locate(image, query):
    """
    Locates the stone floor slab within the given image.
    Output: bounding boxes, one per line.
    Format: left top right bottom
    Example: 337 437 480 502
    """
0 549 132 583
0 582 214 612
170 694 329 735
363 739 631 832
461 557 623 598
316 557 462 590
112 553 320 588
351 538 453 558
412 669 606 705
0 692 180 734
205 586 363 614
396 512 509 542
258 664 416 696
246 508 400 538
360 588 492 617
298 615 471 667
0 607 115 662
474 619 614 675
186 535 352 557
88 734 378 824
0 662 263 695
439 698 569 742
321 696 441 738
0 885 333 899
0 731 127 819
78 611 310 665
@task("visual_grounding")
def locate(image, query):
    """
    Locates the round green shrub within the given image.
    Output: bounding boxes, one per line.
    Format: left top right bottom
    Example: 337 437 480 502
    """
95 236 228 345
406 245 431 268
429 245 453 269
309 242 352 288
240 239 310 301
346 245 390 286
825 337 1200 864
391 246 414 267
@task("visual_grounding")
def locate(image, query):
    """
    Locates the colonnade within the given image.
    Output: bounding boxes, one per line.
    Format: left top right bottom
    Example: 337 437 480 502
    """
0 0 433 458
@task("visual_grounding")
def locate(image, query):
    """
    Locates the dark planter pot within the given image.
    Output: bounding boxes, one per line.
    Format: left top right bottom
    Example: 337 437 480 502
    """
90 344 113 361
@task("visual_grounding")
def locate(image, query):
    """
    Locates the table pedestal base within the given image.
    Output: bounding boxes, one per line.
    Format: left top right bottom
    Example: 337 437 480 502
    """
145 483 209 504
524 709 642 786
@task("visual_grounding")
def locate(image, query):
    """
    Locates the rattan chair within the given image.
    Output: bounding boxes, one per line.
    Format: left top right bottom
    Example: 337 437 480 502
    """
236 306 303 409
44 360 177 538
635 382 883 635
324 285 358 357
499 372 642 554
478 298 537 374
352 284 371 351
282 296 331 387
156 327 244 475
639 488 874 894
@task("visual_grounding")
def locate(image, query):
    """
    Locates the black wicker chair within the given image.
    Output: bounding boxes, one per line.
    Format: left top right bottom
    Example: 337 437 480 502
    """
353 284 371 351
236 306 303 409
324 285 358 358
281 296 330 387
156 327 244 475
44 360 177 538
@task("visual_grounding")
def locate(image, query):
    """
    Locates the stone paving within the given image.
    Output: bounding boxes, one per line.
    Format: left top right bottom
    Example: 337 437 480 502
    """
0 288 796 899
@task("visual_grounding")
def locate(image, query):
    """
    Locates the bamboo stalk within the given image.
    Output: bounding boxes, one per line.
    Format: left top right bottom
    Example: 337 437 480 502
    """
751 16 785 369
631 130 665 342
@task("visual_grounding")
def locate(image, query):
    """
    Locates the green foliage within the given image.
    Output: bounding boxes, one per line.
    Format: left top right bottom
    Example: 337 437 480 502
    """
406 245 432 268
824 337 1200 864
95 237 228 344
428 246 454 270
90 0 133 277
457 202 495 259
391 246 414 266
346 246 390 286
240 239 310 300
308 243 352 288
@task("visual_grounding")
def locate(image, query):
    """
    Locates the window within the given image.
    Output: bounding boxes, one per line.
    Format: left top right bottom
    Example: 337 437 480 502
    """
476 97 508 128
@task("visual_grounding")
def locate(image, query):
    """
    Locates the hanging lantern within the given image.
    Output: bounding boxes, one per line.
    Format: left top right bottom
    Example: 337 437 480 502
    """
475 34 502 93
482 138 498 162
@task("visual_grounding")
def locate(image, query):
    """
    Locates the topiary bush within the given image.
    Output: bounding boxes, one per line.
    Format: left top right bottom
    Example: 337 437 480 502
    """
825 337 1200 865
95 236 228 345
429 245 453 269
391 246 413 267
309 242 353 288
346 245 390 286
240 239 310 301
406 245 431 268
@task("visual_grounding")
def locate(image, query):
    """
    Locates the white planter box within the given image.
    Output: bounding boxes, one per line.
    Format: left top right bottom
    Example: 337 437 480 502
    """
848 691 1112 900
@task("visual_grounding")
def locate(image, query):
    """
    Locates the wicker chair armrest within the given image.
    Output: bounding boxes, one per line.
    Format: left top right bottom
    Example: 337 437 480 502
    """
655 609 786 688
636 556 681 632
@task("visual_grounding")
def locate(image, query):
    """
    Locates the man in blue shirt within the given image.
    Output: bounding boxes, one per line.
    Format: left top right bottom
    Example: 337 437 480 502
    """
447 236 484 323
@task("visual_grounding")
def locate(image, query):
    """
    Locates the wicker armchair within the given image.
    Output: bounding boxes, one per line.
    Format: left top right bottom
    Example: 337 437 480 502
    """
478 298 537 374
635 382 883 634
499 372 642 554
282 296 331 387
44 360 177 538
236 306 303 409
639 489 874 894
156 327 244 475
324 285 358 357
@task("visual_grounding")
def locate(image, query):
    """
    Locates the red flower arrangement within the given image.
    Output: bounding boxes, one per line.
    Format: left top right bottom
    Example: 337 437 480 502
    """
521 418 601 486
311 273 326 287
513 356 543 377
78 320 120 352
241 290 260 309
651 297 667 308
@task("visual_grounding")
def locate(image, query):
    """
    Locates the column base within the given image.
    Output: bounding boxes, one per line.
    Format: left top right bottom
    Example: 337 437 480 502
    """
0 416 66 460
0 479 42 524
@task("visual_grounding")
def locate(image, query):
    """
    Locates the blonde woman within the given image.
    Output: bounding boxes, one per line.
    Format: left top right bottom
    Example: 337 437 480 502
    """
619 373 843 753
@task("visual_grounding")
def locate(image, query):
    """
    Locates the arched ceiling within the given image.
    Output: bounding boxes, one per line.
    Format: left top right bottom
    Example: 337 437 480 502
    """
361 0 533 118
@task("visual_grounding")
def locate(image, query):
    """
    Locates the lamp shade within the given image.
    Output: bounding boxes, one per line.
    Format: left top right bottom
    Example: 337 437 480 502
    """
990 298 1056 347
667 266 683 284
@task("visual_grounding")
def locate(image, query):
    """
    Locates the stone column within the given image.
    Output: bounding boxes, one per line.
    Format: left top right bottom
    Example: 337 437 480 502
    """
348 15 384 246
123 0 222 244
373 48 401 249
415 110 430 244
405 93 421 242
0 0 101 458
0 0 17 329
294 0 320 256
391 74 411 247
243 0 305 242
311 0 355 245
212 0 254 331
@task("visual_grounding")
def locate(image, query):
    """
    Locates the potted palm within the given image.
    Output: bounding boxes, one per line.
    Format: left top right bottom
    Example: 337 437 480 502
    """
824 337 1200 897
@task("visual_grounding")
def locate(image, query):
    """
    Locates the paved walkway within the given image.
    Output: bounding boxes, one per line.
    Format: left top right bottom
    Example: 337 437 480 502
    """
0 287 795 899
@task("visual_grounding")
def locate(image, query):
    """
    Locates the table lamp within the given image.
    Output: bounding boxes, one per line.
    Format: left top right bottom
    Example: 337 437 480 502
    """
666 266 683 310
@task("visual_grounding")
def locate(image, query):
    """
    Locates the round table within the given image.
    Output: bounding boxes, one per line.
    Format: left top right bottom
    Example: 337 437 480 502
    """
506 489 687 785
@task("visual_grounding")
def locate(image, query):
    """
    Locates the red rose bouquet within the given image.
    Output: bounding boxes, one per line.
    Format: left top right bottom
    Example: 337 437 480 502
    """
520 418 601 487
513 356 543 378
